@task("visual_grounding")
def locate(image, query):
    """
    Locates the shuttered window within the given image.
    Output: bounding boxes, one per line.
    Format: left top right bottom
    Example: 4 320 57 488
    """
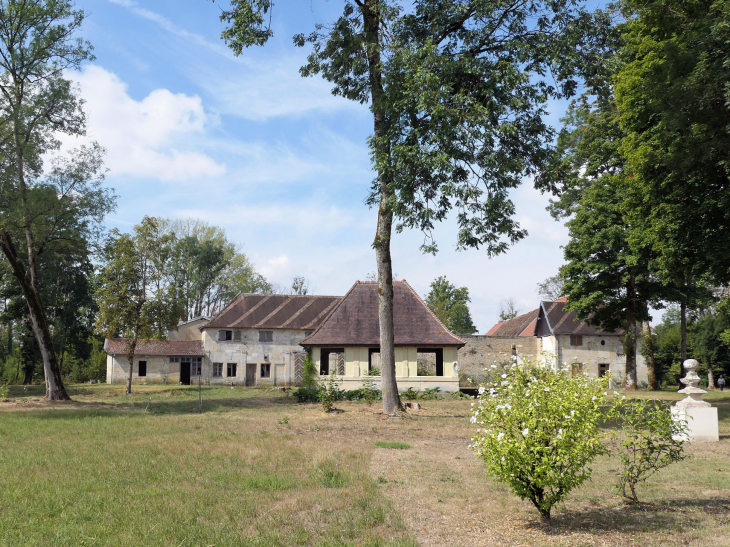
233 330 242 341
218 330 233 341
569 334 583 346
258 331 273 342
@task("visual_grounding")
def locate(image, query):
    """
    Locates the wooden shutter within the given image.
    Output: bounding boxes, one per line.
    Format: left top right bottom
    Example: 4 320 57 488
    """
233 330 241 341
218 330 225 341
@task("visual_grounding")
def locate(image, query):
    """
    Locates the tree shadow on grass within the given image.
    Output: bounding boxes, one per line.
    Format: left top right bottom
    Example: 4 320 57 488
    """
535 497 730 536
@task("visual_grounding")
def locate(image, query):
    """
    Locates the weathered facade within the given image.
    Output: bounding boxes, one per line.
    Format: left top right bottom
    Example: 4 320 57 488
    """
301 280 466 392
104 339 205 385
483 299 648 386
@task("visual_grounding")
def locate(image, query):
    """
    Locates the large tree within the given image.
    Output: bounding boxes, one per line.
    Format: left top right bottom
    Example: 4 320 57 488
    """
95 217 177 395
213 0 602 413
0 1 111 399
424 276 477 335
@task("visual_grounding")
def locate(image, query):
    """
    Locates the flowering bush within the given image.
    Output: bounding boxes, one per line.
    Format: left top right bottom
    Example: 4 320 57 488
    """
608 398 686 503
470 362 609 519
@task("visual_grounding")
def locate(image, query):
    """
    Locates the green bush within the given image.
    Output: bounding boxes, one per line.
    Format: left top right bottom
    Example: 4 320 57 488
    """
608 398 687 503
360 372 379 406
318 371 342 412
293 387 319 403
301 356 318 389
470 362 608 520
401 387 419 400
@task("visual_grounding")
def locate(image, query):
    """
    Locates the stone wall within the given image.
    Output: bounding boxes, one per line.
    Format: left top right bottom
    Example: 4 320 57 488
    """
457 335 541 379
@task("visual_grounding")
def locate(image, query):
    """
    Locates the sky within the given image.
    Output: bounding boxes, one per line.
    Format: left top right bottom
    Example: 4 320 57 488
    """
64 0 573 332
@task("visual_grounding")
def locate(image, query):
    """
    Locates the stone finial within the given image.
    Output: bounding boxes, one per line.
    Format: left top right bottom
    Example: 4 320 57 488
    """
677 359 711 408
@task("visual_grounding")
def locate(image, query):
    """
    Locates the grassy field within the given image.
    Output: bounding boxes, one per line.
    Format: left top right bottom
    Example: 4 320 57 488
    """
0 385 728 546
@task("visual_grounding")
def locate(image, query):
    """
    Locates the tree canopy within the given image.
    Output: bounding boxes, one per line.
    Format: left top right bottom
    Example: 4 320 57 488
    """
424 276 477 335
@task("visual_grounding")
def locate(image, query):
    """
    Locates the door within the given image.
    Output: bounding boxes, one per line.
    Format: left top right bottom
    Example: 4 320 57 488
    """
245 363 256 386
274 364 285 386
180 362 191 385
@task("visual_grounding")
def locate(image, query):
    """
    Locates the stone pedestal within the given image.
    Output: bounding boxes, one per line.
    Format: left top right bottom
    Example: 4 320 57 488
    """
672 359 719 442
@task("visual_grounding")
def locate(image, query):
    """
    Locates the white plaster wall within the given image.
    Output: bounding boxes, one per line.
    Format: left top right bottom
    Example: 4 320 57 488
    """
542 334 648 386
203 328 310 386
168 319 209 341
107 355 174 384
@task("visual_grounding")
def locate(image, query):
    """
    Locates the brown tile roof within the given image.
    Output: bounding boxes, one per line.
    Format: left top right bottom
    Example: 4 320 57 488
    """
486 308 539 337
104 338 204 356
205 294 341 330
539 300 619 336
300 280 466 347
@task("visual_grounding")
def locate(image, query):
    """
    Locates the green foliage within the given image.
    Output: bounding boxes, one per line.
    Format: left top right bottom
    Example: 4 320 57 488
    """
0 384 8 400
470 362 608 520
425 277 477 334
316 459 349 488
608 398 687 504
292 387 319 403
318 371 342 413
301 356 318 390
375 441 410 450
401 387 419 401
360 373 379 406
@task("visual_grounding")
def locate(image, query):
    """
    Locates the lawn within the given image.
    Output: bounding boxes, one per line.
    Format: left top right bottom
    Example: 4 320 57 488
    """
0 385 728 546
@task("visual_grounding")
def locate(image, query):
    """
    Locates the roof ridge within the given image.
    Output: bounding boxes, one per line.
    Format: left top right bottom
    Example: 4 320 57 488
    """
254 296 294 328
400 279 467 345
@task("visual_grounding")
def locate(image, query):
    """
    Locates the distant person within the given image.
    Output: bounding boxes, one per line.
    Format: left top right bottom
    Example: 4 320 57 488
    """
718 376 726 392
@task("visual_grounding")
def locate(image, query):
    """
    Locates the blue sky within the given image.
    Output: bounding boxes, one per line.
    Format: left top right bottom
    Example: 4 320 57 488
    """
65 0 572 332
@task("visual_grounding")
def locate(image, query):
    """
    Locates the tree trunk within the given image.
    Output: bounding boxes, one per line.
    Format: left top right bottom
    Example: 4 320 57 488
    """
624 276 637 390
0 232 70 400
362 0 401 414
680 300 687 362
642 320 659 390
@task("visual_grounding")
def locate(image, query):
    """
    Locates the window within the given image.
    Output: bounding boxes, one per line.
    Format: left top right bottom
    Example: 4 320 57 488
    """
304 330 314 337
233 330 242 341
213 363 223 377
600 339 606 346
321 348 345 375
138 360 147 377
218 330 233 341
261 363 271 378
227 363 237 377
569 334 583 346
258 331 274 342
416 348 444 376
170 357 180 363
598 363 609 378
192 357 202 376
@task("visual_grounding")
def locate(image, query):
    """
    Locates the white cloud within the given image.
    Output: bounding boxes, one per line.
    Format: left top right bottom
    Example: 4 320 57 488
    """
66 65 225 181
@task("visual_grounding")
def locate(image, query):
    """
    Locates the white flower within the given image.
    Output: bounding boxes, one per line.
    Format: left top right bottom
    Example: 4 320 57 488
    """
501 381 509 386
497 432 505 441
470 416 477 424
500 456 505 462
522 428 529 436
501 374 507 379
478 386 486 394
558 428 563 435
544 387 550 392
490 364 497 369
525 390 531 396
592 396 598 401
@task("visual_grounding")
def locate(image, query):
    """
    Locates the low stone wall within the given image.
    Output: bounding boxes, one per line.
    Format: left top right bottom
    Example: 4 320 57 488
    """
457 335 541 379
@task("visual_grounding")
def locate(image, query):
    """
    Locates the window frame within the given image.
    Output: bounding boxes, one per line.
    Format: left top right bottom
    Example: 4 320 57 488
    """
227 362 237 377
213 362 223 377
138 360 147 377
258 330 274 343
261 363 271 378
569 334 583 346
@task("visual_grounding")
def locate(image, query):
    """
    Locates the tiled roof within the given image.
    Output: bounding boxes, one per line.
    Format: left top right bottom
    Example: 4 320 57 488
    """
104 339 204 356
301 280 466 347
486 308 539 337
205 294 341 330
539 300 619 336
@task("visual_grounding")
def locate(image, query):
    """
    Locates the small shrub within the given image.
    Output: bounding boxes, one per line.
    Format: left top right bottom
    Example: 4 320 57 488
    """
318 371 342 412
375 441 411 450
470 361 608 520
369 366 380 376
401 387 419 400
0 385 8 400
361 372 379 406
293 387 319 403
421 387 441 400
608 398 687 504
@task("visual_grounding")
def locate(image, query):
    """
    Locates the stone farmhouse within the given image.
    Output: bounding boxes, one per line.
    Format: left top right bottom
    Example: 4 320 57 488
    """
457 298 647 386
104 279 466 391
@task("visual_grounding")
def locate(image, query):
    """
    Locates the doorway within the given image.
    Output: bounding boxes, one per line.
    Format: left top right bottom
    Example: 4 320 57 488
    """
180 361 191 385
245 363 256 386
